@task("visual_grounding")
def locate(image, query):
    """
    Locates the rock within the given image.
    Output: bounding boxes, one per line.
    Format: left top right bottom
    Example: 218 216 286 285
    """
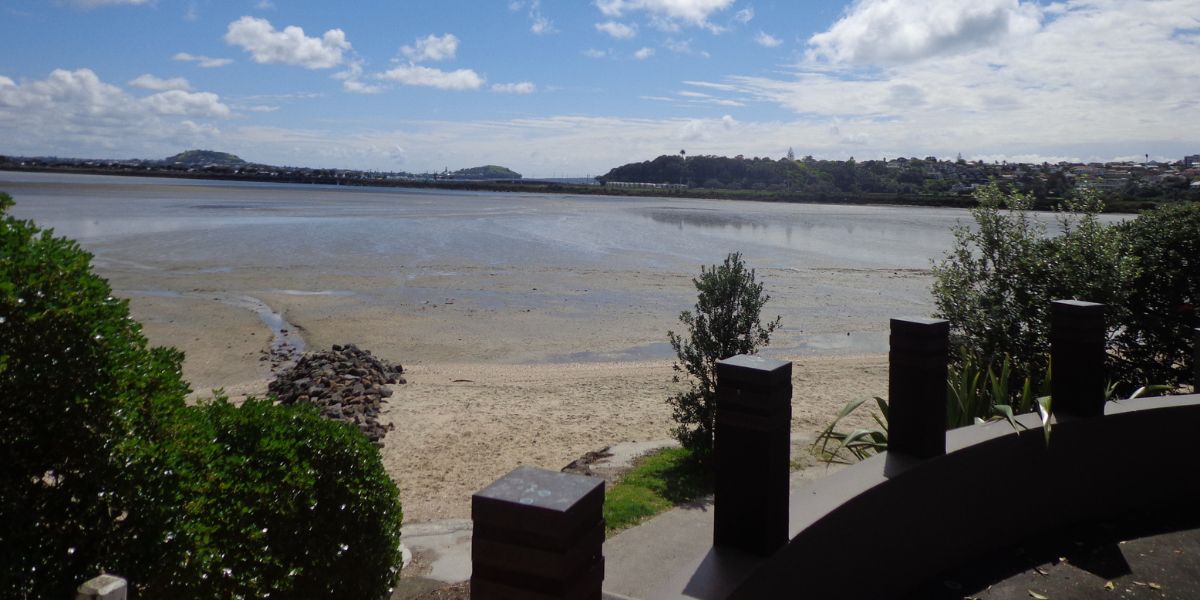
267 343 405 446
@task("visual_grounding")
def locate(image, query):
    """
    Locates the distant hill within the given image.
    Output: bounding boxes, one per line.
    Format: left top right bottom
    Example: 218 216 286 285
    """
164 150 246 167
451 165 521 180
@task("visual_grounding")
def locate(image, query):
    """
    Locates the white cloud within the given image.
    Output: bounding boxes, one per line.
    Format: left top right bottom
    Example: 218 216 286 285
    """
664 38 710 57
400 33 459 62
492 82 536 94
583 48 609 58
224 16 349 69
594 0 736 30
246 104 279 112
755 31 781 48
255 0 273 8
142 90 231 117
634 47 655 59
377 65 484 91
531 15 555 34
808 0 1042 64
173 52 234 68
596 21 637 39
733 7 753 23
129 74 191 91
0 68 228 158
68 0 151 7
679 0 1200 161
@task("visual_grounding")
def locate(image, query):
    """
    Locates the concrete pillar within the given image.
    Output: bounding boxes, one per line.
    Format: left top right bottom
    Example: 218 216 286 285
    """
76 575 126 600
714 354 792 556
1051 301 1107 417
888 318 949 458
471 467 604 600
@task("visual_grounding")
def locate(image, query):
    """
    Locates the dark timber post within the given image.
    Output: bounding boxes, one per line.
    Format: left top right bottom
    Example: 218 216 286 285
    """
1194 328 1199 394
888 318 949 458
1051 300 1107 418
714 354 792 556
471 467 604 600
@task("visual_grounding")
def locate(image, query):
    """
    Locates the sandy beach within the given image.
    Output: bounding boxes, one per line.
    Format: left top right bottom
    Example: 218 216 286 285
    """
5 174 927 523
127 287 889 522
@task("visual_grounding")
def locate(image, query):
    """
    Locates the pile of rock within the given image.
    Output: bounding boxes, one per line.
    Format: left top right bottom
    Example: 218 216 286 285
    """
268 343 405 446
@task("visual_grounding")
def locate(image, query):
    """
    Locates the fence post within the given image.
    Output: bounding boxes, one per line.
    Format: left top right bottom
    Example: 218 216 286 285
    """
1051 300 1107 418
888 318 949 458
76 575 126 600
714 354 792 556
471 466 604 599
1194 328 1199 394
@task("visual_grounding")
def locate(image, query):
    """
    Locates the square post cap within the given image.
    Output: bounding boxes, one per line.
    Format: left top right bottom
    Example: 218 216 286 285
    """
716 355 791 386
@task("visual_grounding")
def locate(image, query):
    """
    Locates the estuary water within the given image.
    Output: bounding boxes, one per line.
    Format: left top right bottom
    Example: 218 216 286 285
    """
0 171 1122 359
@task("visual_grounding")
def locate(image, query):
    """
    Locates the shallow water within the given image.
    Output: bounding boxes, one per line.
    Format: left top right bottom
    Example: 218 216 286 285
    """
0 171 1124 358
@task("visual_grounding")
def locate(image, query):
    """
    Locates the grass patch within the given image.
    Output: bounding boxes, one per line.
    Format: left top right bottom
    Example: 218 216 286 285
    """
603 447 713 535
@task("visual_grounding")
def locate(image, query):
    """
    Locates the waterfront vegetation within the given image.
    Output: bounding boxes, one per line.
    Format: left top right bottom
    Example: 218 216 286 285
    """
0 192 402 599
667 252 780 461
603 447 711 535
817 184 1200 461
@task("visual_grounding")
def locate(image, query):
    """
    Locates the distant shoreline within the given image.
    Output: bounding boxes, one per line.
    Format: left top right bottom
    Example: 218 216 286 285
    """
0 164 1152 213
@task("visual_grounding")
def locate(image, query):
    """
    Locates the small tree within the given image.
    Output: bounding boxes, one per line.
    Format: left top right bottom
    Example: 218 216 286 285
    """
668 252 780 460
931 184 1133 392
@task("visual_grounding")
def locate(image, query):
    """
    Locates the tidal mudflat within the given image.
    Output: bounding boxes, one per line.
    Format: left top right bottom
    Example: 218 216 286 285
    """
3 170 1057 520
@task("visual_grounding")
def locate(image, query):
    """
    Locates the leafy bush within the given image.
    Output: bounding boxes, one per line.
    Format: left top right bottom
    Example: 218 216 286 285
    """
0 192 402 598
152 397 403 599
0 191 191 598
1112 203 1200 388
668 252 780 459
930 184 1134 391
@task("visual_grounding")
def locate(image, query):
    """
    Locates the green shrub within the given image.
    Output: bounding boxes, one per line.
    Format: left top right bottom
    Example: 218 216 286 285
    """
151 397 403 599
0 191 191 598
668 252 780 460
1112 203 1200 388
0 192 402 599
930 184 1134 391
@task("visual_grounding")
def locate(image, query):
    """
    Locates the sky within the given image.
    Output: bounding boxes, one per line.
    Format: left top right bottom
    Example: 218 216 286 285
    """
1 0 1198 178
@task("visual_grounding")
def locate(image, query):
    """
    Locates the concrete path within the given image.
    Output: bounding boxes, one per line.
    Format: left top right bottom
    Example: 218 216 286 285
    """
602 434 843 599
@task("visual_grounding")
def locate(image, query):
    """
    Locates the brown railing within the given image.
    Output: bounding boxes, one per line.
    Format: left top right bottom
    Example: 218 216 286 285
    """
469 301 1200 599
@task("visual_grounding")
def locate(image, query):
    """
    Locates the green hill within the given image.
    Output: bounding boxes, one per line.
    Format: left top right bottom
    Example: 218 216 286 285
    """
164 150 246 166
451 165 522 179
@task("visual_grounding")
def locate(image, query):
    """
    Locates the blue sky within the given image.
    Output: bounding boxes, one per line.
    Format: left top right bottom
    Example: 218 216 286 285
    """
1 0 1198 177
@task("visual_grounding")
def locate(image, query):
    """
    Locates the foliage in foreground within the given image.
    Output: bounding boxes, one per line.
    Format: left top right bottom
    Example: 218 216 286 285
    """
930 184 1134 392
668 252 780 461
160 397 403 599
0 192 402 599
603 447 712 535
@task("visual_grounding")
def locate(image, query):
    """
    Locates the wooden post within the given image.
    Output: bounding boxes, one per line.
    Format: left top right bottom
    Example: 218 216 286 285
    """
471 467 604 600
1193 328 1199 394
1051 300 1106 417
714 354 792 556
76 575 126 600
888 318 949 458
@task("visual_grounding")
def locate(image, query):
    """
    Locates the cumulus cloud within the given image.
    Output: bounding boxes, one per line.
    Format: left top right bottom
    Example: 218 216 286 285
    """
68 0 151 7
0 68 228 157
142 90 231 117
400 33 459 62
634 46 655 59
596 21 637 39
594 0 736 30
224 16 349 69
733 7 753 23
377 65 483 91
754 31 781 47
173 52 234 68
492 82 536 94
807 0 1041 64
128 74 191 91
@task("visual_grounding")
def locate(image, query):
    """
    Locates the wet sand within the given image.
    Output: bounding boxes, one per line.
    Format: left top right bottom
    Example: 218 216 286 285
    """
127 277 890 522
